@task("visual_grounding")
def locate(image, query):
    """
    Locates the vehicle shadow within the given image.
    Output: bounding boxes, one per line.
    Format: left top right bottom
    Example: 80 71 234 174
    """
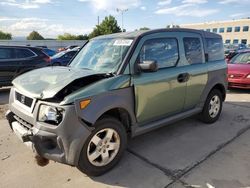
90 101 250 188
0 87 10 105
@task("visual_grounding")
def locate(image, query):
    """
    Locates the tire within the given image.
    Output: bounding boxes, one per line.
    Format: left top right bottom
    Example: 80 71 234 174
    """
199 89 223 124
77 116 127 176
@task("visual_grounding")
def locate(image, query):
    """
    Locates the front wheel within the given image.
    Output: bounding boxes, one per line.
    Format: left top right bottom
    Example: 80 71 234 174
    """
199 89 223 124
77 116 127 176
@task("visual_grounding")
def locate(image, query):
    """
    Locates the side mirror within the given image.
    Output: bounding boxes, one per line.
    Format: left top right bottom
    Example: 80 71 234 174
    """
138 60 158 72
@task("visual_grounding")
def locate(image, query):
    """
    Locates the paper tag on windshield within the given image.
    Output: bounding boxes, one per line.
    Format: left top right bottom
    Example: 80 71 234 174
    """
113 39 133 46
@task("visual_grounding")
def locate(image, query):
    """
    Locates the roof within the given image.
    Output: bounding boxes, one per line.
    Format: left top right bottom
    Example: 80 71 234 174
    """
94 30 147 39
0 45 43 50
94 28 221 40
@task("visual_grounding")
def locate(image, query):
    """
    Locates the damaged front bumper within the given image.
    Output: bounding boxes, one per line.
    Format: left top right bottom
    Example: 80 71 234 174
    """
6 88 92 166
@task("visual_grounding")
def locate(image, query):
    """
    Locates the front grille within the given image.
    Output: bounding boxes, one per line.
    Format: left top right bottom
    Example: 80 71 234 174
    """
14 115 33 130
15 91 33 108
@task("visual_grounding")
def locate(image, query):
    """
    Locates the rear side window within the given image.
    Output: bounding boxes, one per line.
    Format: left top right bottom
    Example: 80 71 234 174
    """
139 38 179 68
206 38 224 61
183 37 203 64
0 48 14 59
15 48 36 59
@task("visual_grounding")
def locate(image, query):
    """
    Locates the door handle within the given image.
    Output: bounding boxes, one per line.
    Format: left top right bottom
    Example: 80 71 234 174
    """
177 73 190 83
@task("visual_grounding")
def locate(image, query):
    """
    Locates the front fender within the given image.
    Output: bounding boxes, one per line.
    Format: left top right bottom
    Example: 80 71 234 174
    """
74 87 136 125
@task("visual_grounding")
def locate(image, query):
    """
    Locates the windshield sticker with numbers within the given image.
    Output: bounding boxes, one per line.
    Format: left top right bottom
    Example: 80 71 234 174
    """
113 39 133 46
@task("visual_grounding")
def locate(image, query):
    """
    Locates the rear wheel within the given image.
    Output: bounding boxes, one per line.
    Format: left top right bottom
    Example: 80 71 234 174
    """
77 116 127 176
199 89 223 124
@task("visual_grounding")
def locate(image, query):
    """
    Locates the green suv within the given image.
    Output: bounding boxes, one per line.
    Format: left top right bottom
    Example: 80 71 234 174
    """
6 28 227 176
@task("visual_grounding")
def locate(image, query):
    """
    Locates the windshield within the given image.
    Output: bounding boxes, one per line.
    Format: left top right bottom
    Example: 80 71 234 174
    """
231 52 250 64
69 38 133 73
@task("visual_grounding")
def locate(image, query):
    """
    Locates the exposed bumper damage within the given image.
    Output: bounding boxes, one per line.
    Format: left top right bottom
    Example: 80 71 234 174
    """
6 88 92 166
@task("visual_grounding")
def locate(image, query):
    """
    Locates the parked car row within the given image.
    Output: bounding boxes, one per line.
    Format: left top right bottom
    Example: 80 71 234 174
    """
223 44 250 89
0 46 51 87
227 50 250 89
0 45 81 87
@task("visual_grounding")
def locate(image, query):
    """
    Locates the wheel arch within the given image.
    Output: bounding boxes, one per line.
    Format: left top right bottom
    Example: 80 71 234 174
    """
74 87 136 130
211 83 226 101
198 80 227 110
97 107 133 134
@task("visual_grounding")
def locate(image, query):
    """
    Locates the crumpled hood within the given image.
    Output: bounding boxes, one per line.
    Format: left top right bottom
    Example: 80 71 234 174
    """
13 66 100 99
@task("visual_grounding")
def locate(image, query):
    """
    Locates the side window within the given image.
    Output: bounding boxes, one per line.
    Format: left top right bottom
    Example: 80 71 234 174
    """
206 38 224 62
0 48 14 59
139 38 179 68
15 49 35 59
67 51 76 58
183 37 203 64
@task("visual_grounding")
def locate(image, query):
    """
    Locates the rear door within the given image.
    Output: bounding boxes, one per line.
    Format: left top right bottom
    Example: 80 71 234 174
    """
0 47 17 85
14 48 38 75
180 33 208 110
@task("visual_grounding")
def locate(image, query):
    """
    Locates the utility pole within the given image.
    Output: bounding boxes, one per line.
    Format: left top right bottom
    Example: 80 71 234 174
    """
116 8 128 32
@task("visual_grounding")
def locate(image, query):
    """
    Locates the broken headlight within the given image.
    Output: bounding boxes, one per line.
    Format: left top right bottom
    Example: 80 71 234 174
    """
38 105 63 125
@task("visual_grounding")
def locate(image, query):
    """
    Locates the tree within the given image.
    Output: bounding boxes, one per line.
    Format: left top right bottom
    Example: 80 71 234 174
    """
0 30 12 40
76 34 89 40
139 27 150 30
57 33 88 40
27 31 44 40
88 15 121 39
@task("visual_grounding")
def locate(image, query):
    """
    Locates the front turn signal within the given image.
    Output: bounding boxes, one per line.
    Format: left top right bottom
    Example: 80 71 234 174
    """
80 99 91 109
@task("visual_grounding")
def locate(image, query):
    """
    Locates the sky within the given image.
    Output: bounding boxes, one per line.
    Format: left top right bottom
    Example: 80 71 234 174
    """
0 0 249 38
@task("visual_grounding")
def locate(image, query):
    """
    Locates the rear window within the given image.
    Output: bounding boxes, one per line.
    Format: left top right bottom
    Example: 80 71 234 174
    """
0 48 14 59
15 48 36 58
206 38 224 61
183 37 203 64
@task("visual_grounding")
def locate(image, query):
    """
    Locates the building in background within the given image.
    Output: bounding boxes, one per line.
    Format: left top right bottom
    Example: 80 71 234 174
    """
180 18 250 45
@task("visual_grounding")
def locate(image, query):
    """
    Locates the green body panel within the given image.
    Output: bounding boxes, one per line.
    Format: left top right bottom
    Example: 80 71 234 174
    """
183 64 208 110
132 67 186 123
61 75 130 105
130 31 208 123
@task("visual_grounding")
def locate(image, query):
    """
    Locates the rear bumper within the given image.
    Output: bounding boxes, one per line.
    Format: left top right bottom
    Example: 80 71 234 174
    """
228 78 250 89
6 89 92 166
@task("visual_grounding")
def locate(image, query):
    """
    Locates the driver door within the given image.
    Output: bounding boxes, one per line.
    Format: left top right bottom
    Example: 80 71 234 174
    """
132 34 187 124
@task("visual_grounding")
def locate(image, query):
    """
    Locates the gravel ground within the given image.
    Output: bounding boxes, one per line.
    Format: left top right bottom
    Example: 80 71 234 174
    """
0 105 8 119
